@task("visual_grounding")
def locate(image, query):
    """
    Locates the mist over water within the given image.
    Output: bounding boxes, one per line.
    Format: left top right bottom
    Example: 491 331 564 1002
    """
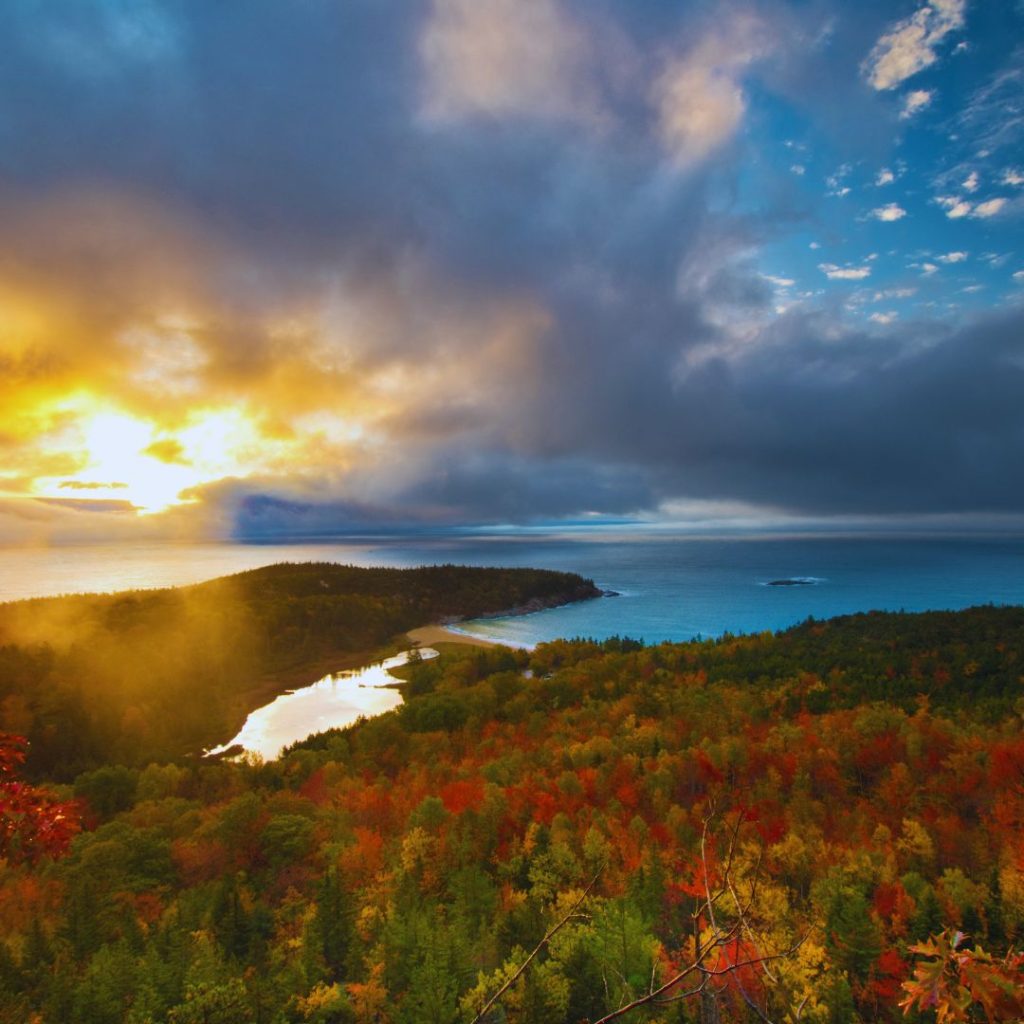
2 534 1022 645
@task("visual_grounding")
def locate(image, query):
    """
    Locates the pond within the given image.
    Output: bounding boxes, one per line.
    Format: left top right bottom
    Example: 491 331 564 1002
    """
207 647 438 761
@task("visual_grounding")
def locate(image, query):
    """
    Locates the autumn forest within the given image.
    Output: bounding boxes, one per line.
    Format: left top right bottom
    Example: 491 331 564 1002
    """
2 567 1024 1022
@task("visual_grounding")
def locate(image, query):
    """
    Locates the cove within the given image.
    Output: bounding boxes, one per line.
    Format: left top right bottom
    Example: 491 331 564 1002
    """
207 647 439 761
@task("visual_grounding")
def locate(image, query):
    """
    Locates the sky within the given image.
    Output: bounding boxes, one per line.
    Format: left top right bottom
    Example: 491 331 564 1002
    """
0 0 1023 544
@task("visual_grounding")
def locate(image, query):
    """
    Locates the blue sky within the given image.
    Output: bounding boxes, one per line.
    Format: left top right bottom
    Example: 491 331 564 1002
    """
0 0 1022 542
724 0 1023 326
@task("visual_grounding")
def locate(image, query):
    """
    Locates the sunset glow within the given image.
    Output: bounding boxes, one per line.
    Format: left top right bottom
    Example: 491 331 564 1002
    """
0 0 1020 545
24 403 288 514
2 6 1024 1022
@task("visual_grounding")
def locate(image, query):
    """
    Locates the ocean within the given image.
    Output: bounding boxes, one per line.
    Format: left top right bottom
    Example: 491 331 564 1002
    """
1 532 1023 646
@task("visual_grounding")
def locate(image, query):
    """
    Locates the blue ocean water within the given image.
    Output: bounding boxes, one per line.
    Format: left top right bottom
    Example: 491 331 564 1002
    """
2 533 1022 646
416 534 1024 646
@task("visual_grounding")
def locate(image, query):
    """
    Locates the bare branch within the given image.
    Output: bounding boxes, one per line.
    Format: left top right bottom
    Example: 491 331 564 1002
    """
588 807 806 1024
468 870 601 1024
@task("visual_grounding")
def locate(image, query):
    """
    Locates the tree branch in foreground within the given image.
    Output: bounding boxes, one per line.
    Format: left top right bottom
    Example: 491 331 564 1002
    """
468 869 603 1024
591 804 806 1024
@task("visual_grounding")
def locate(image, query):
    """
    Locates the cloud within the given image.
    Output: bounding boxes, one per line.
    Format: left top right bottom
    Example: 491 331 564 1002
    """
876 168 895 185
1004 169 1024 186
933 195 1007 223
144 438 189 465
654 15 771 169
824 166 857 198
900 88 934 118
962 170 980 193
869 311 898 324
0 0 1023 540
34 497 139 515
937 251 968 263
958 64 1024 157
418 0 598 124
972 197 1007 218
863 0 966 91
872 203 907 222
819 263 872 280
59 480 127 491
920 263 939 275
936 195 972 218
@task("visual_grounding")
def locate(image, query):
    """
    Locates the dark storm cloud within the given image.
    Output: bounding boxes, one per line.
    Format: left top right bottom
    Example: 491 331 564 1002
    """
1 0 1021 535
382 302 1024 521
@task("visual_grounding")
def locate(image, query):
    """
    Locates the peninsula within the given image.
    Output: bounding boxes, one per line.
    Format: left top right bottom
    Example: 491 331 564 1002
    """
0 562 599 776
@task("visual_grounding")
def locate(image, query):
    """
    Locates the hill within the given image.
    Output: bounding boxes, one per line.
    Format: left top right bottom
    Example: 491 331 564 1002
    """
0 563 599 776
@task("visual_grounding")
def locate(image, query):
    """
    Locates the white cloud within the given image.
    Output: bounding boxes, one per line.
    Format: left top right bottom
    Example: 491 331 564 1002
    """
809 241 821 250
936 195 972 218
1003 169 1024 186
962 170 979 193
791 164 806 176
920 262 939 275
819 263 872 280
828 167 848 185
937 251 968 263
829 186 851 198
872 203 907 221
419 0 595 123
972 197 1007 218
869 311 898 324
1013 270 1024 283
900 89 934 118
863 0 966 91
876 168 895 186
873 287 917 300
763 274 796 288
961 284 983 293
655 16 770 169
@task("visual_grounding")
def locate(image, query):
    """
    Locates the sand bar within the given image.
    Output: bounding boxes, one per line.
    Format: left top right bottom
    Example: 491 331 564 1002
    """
406 625 497 649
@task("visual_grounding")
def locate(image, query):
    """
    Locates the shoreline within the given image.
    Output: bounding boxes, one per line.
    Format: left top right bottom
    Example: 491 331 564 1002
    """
406 624 499 649
212 625 505 755
208 585 602 755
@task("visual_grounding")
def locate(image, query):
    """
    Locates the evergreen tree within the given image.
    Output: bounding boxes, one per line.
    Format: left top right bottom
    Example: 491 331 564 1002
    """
826 890 881 982
315 868 353 981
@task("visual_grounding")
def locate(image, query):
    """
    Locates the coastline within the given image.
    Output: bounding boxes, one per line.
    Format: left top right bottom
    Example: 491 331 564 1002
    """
209 583 601 754
208 628 496 758
403 581 603 651
406 624 498 649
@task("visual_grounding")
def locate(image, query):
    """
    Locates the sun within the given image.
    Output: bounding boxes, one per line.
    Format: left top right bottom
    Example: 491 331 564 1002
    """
74 412 198 513
29 402 266 515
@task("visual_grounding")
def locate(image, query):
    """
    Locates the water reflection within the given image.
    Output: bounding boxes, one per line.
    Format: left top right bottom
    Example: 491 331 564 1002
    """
207 647 438 761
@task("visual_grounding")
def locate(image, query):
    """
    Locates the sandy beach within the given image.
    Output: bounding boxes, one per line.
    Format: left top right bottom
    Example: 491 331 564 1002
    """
406 624 497 649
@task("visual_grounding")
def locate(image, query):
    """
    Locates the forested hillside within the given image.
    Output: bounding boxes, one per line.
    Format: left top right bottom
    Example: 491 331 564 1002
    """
2 604 1024 1021
0 564 599 776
